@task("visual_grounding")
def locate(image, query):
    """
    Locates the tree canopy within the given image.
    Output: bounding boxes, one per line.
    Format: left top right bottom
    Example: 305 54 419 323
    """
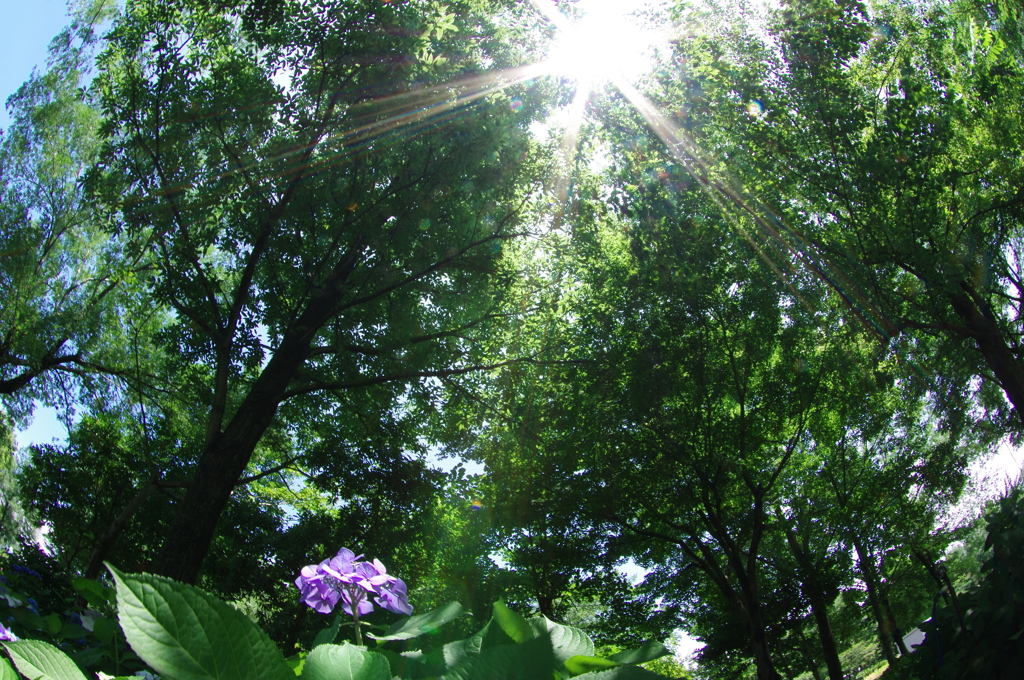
3 0 1023 678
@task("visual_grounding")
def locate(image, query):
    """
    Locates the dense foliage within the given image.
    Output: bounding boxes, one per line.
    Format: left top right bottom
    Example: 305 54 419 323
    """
895 491 1024 680
3 0 1023 679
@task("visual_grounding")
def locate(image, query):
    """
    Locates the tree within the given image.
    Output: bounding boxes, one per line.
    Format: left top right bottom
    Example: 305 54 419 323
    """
0 0 148 415
0 411 33 550
647 0 1024 428
92 0 554 582
473 159 867 679
903 488 1024 679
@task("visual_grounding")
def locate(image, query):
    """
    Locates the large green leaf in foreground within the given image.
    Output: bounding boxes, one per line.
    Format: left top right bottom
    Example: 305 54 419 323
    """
1 640 88 680
299 644 391 680
368 601 464 641
574 666 667 680
109 566 293 680
0 657 17 680
443 634 555 680
529 616 594 665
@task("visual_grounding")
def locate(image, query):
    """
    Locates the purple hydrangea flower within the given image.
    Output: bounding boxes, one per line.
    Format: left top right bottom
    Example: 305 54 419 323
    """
0 622 18 642
375 576 413 616
295 548 412 617
11 565 40 579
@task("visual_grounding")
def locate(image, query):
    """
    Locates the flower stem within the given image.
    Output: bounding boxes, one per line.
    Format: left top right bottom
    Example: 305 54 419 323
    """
346 584 364 646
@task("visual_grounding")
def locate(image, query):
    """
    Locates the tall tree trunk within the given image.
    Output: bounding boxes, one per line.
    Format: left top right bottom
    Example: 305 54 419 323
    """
536 594 555 620
779 516 845 680
853 538 898 667
807 585 845 679
686 536 783 680
732 568 783 680
795 625 824 680
911 549 964 627
152 262 358 582
882 595 909 656
733 599 782 680
153 341 307 582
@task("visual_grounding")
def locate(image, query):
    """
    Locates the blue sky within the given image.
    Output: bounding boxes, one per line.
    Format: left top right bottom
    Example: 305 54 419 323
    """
3 0 74 447
1 0 73 129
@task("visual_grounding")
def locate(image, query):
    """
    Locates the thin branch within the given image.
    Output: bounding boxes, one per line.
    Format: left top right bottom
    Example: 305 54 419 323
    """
283 358 587 399
236 457 301 486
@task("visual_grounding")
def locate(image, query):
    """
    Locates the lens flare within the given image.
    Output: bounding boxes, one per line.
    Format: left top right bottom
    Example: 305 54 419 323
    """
539 0 666 89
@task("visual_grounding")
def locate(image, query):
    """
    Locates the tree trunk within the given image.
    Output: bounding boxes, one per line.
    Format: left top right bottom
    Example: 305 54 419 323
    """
715 517 783 680
853 538 898 667
733 571 783 680
951 285 1024 425
911 549 964 629
152 341 307 582
795 625 824 680
686 538 783 680
536 594 555 620
807 587 845 680
882 595 909 656
84 478 157 580
780 517 845 680
749 633 782 680
152 262 359 582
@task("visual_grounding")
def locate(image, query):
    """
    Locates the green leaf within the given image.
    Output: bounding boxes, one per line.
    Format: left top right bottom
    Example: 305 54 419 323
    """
564 656 620 676
368 601 463 641
45 614 62 636
442 619 514 668
491 601 532 643
59 621 91 640
285 653 306 676
70 646 105 668
1 640 89 680
10 609 45 632
1 657 19 680
109 565 293 680
389 647 447 678
92 618 118 646
607 641 671 665
443 634 555 680
573 666 667 680
528 616 594 665
72 578 114 607
311 615 341 648
299 644 390 680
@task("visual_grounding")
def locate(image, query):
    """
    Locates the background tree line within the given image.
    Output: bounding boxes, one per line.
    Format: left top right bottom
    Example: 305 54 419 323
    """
2 0 1023 678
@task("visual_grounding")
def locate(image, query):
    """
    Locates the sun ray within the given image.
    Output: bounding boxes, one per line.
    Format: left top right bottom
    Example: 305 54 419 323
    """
612 76 904 345
522 0 907 348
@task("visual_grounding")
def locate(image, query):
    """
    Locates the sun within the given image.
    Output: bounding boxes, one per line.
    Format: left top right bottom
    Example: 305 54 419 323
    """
536 0 667 91
525 0 671 226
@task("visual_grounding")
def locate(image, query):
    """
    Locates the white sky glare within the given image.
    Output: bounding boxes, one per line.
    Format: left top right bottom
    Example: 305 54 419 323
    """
535 0 670 89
